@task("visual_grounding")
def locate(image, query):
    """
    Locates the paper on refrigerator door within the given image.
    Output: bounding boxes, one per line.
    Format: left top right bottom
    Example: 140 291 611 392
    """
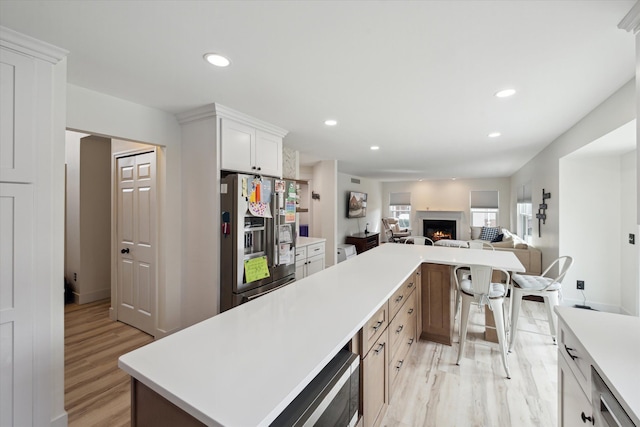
278 243 292 265
278 224 292 243
248 201 272 218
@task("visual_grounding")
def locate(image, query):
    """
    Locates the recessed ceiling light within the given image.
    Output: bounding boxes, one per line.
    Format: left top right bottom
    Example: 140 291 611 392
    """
488 132 501 138
495 89 516 98
370 146 380 150
324 119 338 126
203 53 231 67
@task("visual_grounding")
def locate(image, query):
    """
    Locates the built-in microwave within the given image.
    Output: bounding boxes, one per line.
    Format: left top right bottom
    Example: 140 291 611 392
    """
272 349 360 427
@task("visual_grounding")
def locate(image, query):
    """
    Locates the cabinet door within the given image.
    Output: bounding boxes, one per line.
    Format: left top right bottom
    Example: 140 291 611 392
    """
1 48 35 183
420 263 454 345
0 183 34 426
558 353 593 427
295 261 305 280
306 254 324 276
255 130 282 177
362 329 389 427
220 118 255 174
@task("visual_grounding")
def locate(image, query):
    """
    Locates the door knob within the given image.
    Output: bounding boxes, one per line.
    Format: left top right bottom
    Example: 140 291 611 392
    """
121 248 130 254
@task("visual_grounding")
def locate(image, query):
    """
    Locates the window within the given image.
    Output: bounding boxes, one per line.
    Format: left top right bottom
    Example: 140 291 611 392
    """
470 190 499 227
389 192 411 229
517 183 533 244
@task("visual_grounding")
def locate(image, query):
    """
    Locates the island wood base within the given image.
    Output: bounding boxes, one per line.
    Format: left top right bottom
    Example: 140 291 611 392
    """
131 379 205 427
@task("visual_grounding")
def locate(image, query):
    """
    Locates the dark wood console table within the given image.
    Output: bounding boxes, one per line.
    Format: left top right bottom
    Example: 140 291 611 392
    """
345 232 379 254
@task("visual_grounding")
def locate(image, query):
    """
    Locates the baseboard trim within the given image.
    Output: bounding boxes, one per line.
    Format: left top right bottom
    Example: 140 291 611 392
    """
76 288 110 304
50 410 68 427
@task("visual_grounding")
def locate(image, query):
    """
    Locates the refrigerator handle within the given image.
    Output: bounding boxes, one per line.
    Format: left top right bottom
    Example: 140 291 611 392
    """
273 192 279 266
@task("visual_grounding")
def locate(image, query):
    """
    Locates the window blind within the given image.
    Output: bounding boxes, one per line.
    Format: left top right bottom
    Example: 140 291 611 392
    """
517 183 532 203
389 192 411 206
470 190 499 209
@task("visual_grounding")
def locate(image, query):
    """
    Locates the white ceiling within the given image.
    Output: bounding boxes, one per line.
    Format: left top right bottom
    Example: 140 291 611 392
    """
0 1 636 181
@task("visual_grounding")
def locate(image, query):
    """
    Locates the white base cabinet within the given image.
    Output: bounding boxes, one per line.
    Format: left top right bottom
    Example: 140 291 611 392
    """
295 240 325 280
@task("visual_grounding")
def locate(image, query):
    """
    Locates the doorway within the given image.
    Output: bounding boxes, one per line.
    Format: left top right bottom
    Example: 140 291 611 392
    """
64 131 159 334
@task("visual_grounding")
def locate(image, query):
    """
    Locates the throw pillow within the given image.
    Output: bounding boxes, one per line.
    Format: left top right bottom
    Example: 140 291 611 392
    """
491 233 504 243
480 226 500 242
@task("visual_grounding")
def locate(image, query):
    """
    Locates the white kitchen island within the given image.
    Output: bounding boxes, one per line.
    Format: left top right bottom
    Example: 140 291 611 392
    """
119 243 525 427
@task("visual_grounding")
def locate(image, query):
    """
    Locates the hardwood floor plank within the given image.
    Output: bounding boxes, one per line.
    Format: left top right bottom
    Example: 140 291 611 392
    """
382 299 558 427
65 299 153 427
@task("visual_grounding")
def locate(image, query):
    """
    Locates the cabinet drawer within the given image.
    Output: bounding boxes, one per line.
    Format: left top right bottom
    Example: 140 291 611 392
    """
389 291 416 357
307 242 325 257
389 276 414 320
558 321 591 399
295 246 307 259
362 303 389 356
388 318 416 395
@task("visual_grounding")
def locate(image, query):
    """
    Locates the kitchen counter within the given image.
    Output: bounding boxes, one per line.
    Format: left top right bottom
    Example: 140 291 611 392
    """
555 307 640 425
119 243 525 426
296 236 326 247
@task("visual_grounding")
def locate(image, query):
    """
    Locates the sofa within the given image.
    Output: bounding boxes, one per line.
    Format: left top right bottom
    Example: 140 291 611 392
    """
470 226 542 276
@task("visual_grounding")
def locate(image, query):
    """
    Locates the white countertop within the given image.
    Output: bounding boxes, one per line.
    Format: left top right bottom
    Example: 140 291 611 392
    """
296 236 326 247
119 244 525 426
555 307 640 425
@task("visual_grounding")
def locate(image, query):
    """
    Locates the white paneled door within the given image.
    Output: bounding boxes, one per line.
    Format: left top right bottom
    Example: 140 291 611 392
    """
116 151 157 336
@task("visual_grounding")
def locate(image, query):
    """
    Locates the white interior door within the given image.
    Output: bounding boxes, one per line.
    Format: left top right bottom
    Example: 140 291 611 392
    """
116 151 156 336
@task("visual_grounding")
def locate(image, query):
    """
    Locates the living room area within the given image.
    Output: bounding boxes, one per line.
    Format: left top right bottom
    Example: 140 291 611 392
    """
320 80 638 317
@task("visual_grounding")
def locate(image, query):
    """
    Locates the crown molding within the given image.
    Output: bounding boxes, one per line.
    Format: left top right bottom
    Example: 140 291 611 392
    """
177 103 288 137
0 26 68 63
618 1 640 34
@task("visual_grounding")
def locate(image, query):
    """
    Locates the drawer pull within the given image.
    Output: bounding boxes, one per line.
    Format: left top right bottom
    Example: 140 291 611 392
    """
408 282 414 288
395 294 404 303
372 320 384 332
580 412 594 424
396 360 404 371
408 338 414 345
374 342 385 355
407 308 414 315
564 345 578 360
396 325 404 334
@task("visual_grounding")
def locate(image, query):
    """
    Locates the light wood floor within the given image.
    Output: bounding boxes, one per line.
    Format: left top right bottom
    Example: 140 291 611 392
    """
65 299 556 427
382 298 558 427
65 299 153 427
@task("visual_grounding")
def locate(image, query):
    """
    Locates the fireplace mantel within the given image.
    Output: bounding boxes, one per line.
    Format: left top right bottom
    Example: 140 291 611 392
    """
416 210 464 216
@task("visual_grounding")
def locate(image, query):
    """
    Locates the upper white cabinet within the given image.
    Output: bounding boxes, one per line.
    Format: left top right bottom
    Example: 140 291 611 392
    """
221 117 283 178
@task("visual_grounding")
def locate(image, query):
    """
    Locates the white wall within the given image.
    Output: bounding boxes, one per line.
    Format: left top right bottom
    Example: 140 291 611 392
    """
64 131 82 298
382 178 511 240
337 173 383 240
621 150 639 315
559 155 623 311
312 160 338 266
511 80 640 311
511 79 636 272
67 84 182 334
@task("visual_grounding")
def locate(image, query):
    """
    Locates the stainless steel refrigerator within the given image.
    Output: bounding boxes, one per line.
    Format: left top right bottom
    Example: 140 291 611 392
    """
220 173 297 312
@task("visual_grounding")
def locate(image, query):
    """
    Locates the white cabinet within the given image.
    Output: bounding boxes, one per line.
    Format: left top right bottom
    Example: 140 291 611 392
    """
558 354 593 427
295 241 325 280
558 318 594 427
220 117 283 177
1 26 67 426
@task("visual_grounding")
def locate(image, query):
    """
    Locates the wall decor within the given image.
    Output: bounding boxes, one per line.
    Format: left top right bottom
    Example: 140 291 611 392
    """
535 189 551 237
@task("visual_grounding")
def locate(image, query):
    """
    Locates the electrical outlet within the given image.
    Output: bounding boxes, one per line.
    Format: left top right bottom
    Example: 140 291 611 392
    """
630 233 636 245
74 272 77 281
577 280 584 290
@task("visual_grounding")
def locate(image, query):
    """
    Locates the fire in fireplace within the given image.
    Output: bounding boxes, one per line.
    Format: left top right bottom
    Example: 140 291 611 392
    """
423 219 456 241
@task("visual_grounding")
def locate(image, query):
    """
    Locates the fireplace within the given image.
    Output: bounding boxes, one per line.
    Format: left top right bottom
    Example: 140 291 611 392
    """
423 220 457 241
